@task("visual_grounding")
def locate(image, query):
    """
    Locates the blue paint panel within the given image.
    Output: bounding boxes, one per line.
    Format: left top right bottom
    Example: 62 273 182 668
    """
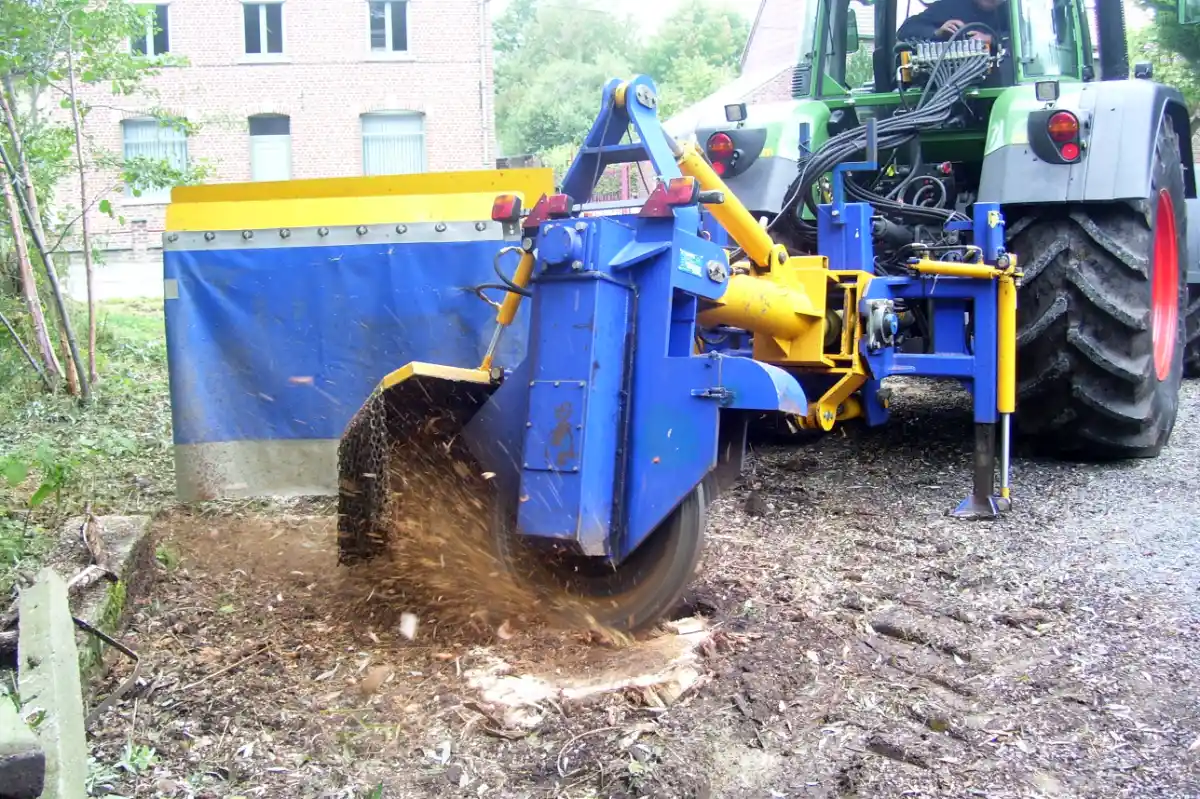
163 239 526 446
518 226 633 555
523 382 587 473
973 202 1006 261
861 275 999 425
817 202 874 273
933 301 970 355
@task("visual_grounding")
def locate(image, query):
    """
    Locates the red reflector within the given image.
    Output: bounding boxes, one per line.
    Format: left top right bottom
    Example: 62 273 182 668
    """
712 160 727 176
707 132 734 158
491 194 521 223
1059 142 1081 161
1047 111 1079 143
545 194 572 217
664 177 699 206
938 161 953 175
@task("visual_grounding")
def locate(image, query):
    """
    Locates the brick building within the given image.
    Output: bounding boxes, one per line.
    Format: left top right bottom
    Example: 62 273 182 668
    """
60 0 496 300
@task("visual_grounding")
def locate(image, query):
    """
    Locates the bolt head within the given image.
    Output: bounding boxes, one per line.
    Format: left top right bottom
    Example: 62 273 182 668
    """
356 225 368 235
705 260 728 283
396 224 408 234
241 230 253 239
435 223 447 232
571 260 584 271
476 222 487 231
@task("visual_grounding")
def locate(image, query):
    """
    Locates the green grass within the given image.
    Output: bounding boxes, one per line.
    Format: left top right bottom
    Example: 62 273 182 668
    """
0 296 172 595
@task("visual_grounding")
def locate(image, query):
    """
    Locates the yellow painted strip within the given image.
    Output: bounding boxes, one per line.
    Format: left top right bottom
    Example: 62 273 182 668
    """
165 168 555 231
169 193 505 231
171 169 554 204
379 361 494 391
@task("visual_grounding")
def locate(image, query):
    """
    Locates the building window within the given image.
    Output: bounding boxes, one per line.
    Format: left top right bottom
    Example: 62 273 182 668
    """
121 119 189 203
361 112 425 175
131 5 170 56
368 1 408 53
249 114 291 182
244 2 284 56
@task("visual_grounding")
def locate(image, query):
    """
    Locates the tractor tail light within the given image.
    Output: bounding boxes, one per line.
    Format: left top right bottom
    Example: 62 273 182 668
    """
1047 111 1079 143
707 132 735 159
1046 111 1082 163
706 132 738 173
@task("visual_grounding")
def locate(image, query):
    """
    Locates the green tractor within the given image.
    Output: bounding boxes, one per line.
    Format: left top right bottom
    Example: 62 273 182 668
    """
694 0 1200 459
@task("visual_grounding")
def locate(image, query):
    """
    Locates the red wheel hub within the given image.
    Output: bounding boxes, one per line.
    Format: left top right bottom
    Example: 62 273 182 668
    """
1151 189 1180 381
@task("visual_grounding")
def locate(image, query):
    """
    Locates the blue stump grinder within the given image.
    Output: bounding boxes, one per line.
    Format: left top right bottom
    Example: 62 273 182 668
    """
335 76 1020 633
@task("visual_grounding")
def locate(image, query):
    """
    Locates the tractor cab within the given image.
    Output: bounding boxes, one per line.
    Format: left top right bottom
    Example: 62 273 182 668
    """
799 0 1090 101
695 0 1148 251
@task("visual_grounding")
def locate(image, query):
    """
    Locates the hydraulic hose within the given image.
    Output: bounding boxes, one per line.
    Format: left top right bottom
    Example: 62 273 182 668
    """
776 45 993 241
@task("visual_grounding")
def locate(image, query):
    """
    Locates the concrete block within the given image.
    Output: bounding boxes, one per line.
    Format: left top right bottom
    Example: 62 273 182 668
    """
0 697 45 799
18 568 87 799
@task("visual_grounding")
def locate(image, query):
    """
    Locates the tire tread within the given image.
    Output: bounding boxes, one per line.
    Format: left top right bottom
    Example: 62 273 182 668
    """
1008 121 1186 459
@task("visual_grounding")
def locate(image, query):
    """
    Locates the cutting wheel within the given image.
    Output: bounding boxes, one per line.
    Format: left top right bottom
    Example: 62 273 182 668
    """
494 479 711 634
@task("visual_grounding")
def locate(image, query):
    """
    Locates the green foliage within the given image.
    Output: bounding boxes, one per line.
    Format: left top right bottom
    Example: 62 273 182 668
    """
86 741 158 797
0 298 172 594
1 0 210 241
639 0 747 93
494 0 750 156
1129 6 1200 113
154 542 180 570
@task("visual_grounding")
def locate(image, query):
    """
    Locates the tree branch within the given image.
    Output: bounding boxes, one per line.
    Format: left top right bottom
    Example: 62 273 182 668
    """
0 138 92 402
0 306 53 390
66 26 98 384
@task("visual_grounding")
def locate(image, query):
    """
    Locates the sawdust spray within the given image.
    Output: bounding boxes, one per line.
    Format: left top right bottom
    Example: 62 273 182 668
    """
335 430 631 647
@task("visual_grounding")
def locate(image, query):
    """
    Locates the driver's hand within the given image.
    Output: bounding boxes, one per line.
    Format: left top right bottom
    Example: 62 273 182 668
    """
936 19 965 37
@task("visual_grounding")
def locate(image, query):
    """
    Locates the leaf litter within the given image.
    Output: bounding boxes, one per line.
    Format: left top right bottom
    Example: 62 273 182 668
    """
86 380 1200 798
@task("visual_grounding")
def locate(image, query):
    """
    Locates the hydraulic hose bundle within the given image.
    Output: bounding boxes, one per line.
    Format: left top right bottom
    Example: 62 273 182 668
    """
774 25 997 244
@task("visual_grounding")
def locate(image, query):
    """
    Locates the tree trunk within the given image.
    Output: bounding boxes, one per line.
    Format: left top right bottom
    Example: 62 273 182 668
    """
1 83 49 243
2 170 63 380
0 139 91 402
59 325 79 396
0 88 63 382
65 33 98 384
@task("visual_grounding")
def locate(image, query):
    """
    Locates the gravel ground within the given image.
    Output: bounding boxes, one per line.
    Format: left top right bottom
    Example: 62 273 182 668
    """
86 379 1200 799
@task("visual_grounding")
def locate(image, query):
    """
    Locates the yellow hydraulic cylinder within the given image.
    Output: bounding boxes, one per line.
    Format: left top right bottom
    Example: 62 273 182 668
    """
676 143 787 272
480 247 536 372
696 273 812 343
910 259 999 280
997 273 1016 415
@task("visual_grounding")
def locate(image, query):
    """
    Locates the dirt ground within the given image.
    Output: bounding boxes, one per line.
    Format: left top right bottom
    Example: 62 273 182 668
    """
87 380 1200 799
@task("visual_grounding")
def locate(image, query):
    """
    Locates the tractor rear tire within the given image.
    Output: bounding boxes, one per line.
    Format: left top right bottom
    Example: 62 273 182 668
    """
1007 120 1189 460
